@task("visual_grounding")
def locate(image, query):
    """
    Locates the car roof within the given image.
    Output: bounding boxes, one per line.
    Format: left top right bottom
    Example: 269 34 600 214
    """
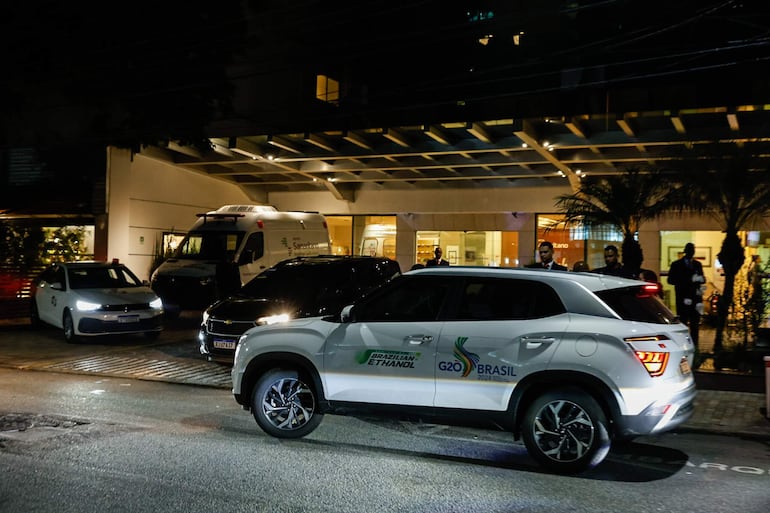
273 255 399 269
405 266 643 292
58 261 125 268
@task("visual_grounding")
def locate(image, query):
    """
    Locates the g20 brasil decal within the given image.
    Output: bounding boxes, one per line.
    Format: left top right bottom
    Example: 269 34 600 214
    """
439 336 517 378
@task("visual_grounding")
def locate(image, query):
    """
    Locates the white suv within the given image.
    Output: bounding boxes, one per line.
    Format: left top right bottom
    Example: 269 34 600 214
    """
232 267 696 474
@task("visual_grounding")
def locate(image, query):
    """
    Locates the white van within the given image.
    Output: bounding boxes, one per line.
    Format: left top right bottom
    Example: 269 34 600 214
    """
150 205 330 315
359 223 396 259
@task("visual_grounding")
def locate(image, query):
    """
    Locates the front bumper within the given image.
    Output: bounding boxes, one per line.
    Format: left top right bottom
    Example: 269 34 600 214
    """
77 313 164 335
199 317 256 362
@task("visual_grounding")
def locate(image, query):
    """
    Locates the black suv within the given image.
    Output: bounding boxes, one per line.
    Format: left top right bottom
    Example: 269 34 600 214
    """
198 255 401 362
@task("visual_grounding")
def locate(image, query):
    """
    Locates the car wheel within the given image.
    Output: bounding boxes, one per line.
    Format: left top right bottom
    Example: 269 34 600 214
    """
251 369 323 439
521 388 610 474
62 310 79 343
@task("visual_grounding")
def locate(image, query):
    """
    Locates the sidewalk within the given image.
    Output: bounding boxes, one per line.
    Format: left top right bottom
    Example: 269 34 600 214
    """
683 389 769 439
681 324 770 438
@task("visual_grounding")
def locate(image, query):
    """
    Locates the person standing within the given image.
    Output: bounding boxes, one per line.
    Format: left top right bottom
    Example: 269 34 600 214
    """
592 245 635 278
426 247 449 267
667 243 705 345
525 241 568 271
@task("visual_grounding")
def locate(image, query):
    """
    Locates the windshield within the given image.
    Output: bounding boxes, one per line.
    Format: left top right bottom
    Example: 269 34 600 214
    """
175 231 245 261
239 265 350 316
595 285 679 324
68 266 142 290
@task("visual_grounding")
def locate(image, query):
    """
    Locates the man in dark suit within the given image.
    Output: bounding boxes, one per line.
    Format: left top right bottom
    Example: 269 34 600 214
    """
667 242 705 345
525 241 568 271
592 244 635 278
426 247 450 267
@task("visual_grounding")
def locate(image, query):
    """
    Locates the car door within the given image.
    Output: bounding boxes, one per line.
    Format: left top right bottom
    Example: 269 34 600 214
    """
323 274 452 406
434 276 570 411
35 266 67 327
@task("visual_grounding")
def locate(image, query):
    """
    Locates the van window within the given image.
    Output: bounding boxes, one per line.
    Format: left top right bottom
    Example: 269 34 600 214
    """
176 231 245 261
239 233 265 264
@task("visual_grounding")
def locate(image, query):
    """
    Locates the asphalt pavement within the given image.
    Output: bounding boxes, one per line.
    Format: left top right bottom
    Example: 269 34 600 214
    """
0 313 768 440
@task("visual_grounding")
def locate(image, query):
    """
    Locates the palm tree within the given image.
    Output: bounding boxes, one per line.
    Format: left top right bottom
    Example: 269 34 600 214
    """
554 168 673 277
669 150 770 352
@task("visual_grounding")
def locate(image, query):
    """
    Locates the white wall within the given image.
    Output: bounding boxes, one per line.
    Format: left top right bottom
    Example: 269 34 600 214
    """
107 147 252 280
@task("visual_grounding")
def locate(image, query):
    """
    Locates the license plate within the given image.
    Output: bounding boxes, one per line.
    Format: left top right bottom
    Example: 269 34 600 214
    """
213 339 236 350
118 315 140 323
679 357 691 375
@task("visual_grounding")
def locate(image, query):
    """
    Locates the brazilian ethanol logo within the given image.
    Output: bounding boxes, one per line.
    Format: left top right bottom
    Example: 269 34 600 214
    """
356 349 421 368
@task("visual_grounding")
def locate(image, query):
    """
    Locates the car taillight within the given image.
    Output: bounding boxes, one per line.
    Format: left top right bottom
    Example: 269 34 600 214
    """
625 335 670 377
633 351 669 377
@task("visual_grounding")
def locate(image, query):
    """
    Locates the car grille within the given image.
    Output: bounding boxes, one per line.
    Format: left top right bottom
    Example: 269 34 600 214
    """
99 303 151 312
207 318 256 337
78 315 164 334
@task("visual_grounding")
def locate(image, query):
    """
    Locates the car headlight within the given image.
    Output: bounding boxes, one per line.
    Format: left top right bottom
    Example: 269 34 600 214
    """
256 313 291 325
76 300 101 312
201 308 210 324
150 297 163 310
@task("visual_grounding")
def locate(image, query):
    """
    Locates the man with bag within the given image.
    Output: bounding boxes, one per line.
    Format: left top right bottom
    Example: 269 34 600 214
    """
667 243 705 345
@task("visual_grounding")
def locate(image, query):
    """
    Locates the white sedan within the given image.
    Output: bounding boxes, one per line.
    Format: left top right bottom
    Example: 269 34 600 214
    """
32 261 164 343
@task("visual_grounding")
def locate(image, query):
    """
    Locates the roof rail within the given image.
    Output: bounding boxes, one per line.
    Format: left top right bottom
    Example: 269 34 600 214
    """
195 212 245 224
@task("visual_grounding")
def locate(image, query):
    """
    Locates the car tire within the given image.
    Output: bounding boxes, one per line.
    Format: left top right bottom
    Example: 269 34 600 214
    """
521 388 611 474
62 310 79 343
251 368 323 439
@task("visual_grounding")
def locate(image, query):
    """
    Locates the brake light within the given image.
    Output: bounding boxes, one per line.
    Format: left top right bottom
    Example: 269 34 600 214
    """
634 351 669 377
636 284 660 298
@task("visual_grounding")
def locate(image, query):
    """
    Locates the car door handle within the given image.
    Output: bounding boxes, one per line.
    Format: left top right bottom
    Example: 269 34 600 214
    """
522 336 556 349
406 335 433 345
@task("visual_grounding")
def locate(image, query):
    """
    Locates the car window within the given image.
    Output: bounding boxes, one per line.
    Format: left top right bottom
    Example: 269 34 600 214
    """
38 268 59 286
68 266 142 289
454 277 565 320
595 285 679 324
354 275 450 322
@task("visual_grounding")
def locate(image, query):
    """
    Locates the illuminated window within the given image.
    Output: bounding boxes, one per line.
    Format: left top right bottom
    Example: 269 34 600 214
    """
316 75 339 105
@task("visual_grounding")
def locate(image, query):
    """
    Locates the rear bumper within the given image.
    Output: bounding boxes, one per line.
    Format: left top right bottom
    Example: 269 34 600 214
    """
615 381 697 438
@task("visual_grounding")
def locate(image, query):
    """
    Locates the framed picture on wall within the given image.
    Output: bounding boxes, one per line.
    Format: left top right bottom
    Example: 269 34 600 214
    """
695 247 712 267
666 246 711 268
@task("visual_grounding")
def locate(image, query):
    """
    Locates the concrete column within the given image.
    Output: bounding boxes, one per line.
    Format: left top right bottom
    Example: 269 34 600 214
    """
396 214 417 272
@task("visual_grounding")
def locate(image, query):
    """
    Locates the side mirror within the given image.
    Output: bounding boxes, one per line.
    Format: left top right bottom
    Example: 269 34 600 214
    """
340 304 355 323
50 282 64 291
